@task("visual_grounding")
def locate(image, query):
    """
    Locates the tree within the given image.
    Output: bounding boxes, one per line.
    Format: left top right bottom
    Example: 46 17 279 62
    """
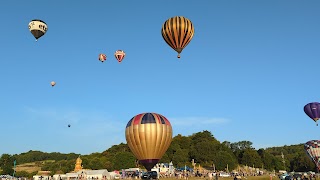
88 157 103 170
290 152 315 172
15 171 29 178
159 153 170 163
213 151 237 171
190 140 217 163
165 139 181 161
1 130 319 173
191 131 219 144
231 141 253 151
222 141 231 149
0 154 14 175
172 149 189 167
258 149 275 171
112 152 135 170
241 149 262 168
189 131 220 164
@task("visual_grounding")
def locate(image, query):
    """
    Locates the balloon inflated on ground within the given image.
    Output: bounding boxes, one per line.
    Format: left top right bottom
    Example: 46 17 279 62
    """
28 19 48 41
161 16 194 58
125 112 172 171
304 140 320 170
114 50 125 63
304 102 320 126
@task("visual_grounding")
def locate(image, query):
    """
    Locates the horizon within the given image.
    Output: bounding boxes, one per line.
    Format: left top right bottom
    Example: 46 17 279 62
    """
0 130 305 156
1 1 320 155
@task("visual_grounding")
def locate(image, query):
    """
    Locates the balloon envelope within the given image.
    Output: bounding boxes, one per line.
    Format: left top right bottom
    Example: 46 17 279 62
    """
51 81 56 87
99 54 107 62
28 19 48 41
304 140 320 170
304 102 320 125
161 16 194 58
125 112 172 171
114 50 125 63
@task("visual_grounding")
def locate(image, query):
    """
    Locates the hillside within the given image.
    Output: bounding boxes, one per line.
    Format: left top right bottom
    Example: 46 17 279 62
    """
0 130 315 177
15 162 42 173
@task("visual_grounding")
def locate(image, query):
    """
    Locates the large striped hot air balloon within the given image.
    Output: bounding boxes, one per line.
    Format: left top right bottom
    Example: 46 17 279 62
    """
161 16 194 58
125 112 172 171
28 19 48 41
304 102 320 126
304 140 320 170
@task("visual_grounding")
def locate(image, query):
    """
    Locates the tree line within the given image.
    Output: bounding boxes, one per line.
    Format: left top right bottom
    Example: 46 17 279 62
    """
0 130 315 177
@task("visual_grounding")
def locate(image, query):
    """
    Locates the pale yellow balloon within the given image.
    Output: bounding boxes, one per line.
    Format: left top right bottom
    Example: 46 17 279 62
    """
50 81 56 87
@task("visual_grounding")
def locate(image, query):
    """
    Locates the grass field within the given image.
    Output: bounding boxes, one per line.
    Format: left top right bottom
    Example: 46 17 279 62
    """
15 160 55 173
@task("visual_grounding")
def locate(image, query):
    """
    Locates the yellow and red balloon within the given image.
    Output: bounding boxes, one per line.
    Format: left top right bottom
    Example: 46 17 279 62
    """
125 112 172 171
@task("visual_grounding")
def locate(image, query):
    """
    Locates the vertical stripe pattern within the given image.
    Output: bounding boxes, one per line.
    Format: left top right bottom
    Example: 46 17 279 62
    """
125 112 172 170
161 16 194 58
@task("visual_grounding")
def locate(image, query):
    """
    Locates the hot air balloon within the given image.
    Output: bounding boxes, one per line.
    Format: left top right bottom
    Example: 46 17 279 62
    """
125 112 172 171
99 54 107 62
68 124 71 128
304 102 320 126
304 140 320 171
161 16 194 58
28 19 48 41
51 81 56 87
114 50 126 63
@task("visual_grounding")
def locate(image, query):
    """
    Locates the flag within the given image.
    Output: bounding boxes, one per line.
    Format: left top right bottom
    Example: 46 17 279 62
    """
13 160 16 177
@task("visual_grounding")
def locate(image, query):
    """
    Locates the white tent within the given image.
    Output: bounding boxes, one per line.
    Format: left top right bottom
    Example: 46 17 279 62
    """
82 170 110 180
108 172 120 180
53 174 67 180
33 175 50 180
65 173 78 180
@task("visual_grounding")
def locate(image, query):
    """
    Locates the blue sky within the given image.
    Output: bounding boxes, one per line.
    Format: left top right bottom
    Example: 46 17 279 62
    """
0 0 320 155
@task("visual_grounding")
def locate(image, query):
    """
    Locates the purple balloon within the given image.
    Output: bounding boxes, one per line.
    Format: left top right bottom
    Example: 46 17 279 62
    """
304 102 320 125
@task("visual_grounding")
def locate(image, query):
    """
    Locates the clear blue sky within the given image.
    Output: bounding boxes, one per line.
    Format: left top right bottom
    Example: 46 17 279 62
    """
0 0 320 155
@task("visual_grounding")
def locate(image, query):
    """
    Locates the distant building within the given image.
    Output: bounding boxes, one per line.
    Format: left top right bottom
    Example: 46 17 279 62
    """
151 161 175 175
33 157 114 180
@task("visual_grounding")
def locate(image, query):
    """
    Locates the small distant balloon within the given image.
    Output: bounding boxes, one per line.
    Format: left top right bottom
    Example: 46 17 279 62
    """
28 19 48 42
99 54 107 62
51 81 56 87
114 50 126 63
68 124 71 127
304 102 320 126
